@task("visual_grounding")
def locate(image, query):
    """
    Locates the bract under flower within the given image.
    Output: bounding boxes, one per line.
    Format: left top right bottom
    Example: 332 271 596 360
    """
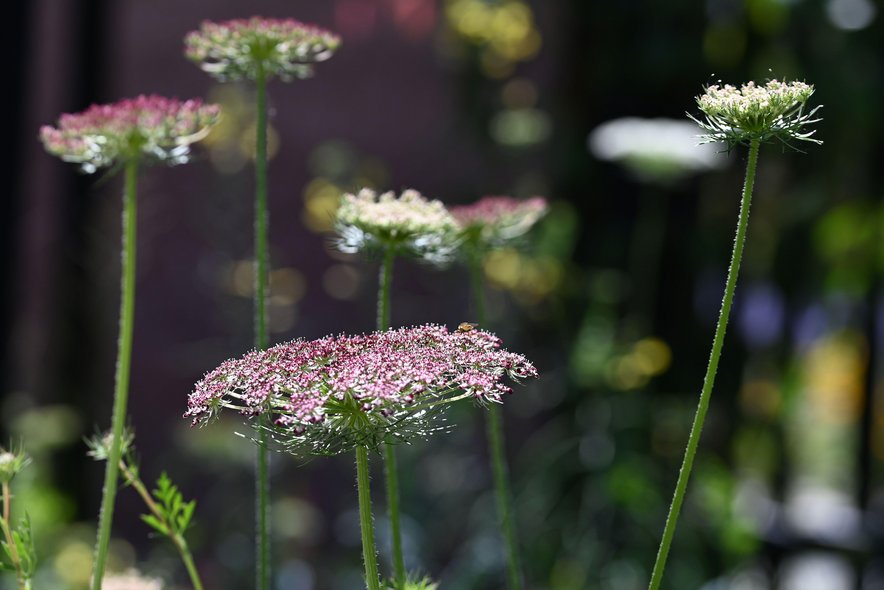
185 17 341 82
186 324 537 455
692 79 822 148
335 188 460 265
450 196 548 247
39 95 220 173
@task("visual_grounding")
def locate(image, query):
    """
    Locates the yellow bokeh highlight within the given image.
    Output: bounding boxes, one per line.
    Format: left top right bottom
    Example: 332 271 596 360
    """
303 178 345 233
446 0 542 69
739 378 782 420
803 332 868 425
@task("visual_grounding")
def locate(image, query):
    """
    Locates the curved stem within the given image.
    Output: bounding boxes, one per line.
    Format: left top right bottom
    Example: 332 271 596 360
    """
356 447 381 590
119 461 204 590
377 247 406 588
254 63 271 590
647 138 760 590
91 157 139 590
470 251 524 590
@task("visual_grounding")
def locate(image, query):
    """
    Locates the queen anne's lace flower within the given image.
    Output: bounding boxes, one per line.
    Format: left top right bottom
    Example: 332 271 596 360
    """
186 324 537 455
450 196 548 247
335 188 460 264
692 79 821 148
39 95 220 173
185 17 341 82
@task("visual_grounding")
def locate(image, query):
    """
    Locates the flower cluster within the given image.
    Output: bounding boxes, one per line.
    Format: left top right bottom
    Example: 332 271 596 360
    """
335 189 460 264
451 196 548 247
185 17 341 82
692 79 821 148
589 117 726 183
0 446 30 484
39 95 220 173
186 324 537 455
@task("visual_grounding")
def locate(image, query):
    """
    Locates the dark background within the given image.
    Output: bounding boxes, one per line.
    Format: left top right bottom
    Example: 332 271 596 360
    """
2 1 883 589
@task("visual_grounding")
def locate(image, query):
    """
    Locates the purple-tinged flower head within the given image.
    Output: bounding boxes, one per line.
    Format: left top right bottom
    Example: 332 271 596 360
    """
185 17 341 82
186 324 537 455
335 188 461 265
451 195 548 248
691 79 822 149
40 95 221 173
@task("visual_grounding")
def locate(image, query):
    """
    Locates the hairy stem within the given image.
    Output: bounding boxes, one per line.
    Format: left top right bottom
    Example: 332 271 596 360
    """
254 63 271 590
647 138 760 590
356 447 381 590
470 251 524 590
2 482 27 590
91 157 139 590
377 247 406 588
119 462 204 590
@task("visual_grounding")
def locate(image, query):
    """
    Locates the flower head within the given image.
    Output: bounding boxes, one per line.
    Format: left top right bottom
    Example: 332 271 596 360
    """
335 188 460 265
0 446 30 484
186 324 537 455
692 79 822 148
450 196 548 248
40 95 220 173
185 17 341 82
589 117 727 183
101 570 163 590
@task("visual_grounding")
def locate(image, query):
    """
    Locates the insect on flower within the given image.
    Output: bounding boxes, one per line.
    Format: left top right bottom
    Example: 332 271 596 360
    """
457 322 478 332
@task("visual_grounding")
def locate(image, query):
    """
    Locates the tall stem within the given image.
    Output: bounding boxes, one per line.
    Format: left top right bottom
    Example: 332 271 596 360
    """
647 138 760 590
356 447 381 590
254 63 271 590
377 247 406 588
91 157 139 590
470 251 523 590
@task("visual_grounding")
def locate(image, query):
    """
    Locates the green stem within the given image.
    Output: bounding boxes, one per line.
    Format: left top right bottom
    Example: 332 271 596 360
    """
2 482 28 590
647 138 760 590
356 446 381 590
91 157 139 590
470 251 524 590
378 247 406 589
119 461 204 590
254 64 271 590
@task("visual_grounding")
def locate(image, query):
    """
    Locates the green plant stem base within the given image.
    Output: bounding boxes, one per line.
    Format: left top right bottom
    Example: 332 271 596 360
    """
357 446 381 590
647 138 760 590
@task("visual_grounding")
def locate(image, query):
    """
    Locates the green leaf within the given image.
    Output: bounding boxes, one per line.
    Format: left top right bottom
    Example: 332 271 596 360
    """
141 514 170 536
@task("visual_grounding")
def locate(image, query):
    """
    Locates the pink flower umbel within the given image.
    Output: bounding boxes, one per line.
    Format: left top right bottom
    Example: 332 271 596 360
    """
451 195 548 247
187 324 537 455
39 95 220 173
185 17 341 82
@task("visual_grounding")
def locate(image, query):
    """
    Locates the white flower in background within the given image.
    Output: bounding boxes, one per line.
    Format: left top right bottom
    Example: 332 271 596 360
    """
588 117 727 184
102 570 163 590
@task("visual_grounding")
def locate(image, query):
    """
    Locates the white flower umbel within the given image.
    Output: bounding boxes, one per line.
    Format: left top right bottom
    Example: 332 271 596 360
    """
692 79 822 149
589 117 726 183
101 570 163 590
336 188 460 265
